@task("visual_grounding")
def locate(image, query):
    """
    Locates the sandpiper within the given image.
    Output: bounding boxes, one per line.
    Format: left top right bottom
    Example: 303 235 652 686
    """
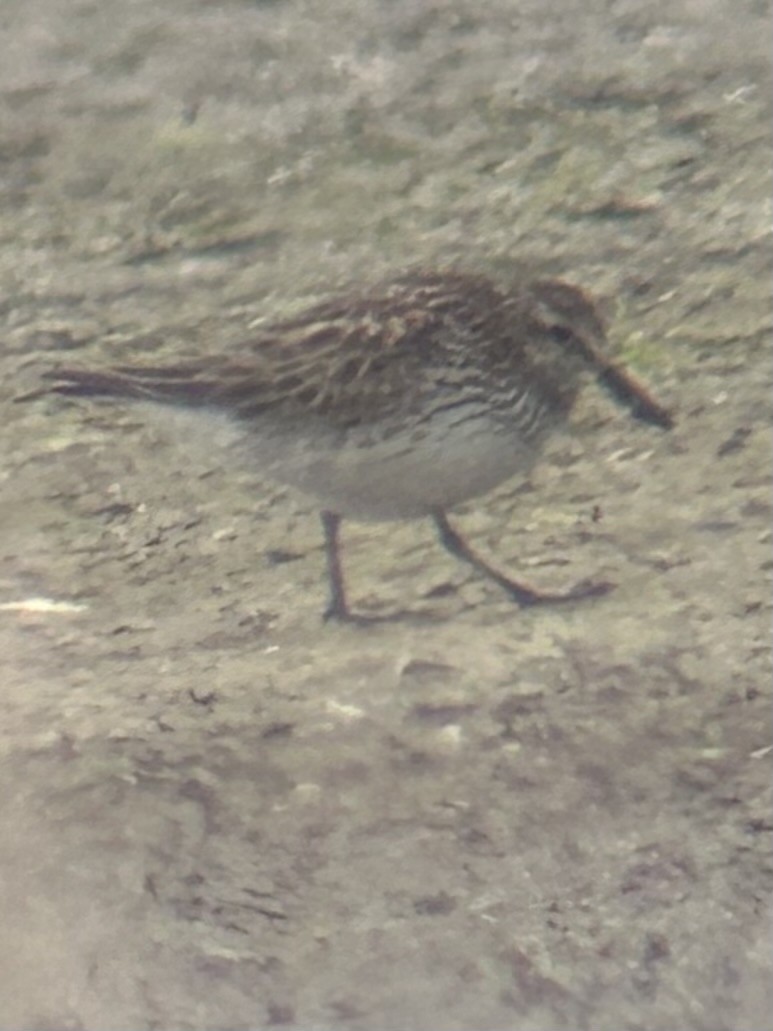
35 269 673 620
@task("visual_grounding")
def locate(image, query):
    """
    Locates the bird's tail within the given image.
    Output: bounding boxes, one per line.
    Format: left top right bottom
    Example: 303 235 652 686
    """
27 364 216 406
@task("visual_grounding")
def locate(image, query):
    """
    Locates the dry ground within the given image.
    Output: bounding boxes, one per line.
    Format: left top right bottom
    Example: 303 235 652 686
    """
1 1 771 1029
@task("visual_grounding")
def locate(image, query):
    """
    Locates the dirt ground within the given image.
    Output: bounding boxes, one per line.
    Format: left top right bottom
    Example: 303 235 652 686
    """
1 1 771 1029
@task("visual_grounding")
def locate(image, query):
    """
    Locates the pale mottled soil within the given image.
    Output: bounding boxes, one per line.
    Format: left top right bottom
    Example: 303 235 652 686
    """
1 1 771 1029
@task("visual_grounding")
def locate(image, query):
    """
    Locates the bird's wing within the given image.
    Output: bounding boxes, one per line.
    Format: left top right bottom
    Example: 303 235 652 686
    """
43 271 505 429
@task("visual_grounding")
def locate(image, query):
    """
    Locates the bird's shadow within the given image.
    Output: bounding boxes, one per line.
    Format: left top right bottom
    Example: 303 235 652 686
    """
323 603 460 627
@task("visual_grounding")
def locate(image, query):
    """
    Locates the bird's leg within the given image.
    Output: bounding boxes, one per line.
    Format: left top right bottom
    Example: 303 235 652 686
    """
320 510 355 621
432 510 614 606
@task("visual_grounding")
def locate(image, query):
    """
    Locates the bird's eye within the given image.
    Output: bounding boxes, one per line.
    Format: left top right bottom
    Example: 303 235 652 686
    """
549 325 574 344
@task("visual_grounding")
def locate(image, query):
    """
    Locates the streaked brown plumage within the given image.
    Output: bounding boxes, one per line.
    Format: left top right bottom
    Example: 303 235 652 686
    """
34 269 673 620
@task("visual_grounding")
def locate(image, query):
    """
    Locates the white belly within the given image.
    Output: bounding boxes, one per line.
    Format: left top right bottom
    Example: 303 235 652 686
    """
254 409 541 521
135 402 542 521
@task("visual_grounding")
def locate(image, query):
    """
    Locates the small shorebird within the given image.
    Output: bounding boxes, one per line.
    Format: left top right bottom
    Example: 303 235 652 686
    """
34 268 673 620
